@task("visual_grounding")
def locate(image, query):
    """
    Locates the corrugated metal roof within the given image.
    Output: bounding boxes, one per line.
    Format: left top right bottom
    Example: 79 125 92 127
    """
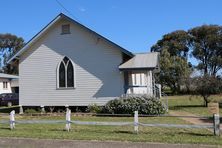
0 73 19 79
119 52 159 70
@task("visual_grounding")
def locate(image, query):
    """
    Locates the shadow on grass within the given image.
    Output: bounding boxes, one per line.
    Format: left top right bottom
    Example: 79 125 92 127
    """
49 129 65 132
199 118 213 124
178 132 213 137
0 127 11 130
114 130 133 134
199 117 222 123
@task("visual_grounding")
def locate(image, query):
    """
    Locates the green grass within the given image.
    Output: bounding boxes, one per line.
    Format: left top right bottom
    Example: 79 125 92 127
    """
0 115 221 145
168 95 222 116
0 95 222 145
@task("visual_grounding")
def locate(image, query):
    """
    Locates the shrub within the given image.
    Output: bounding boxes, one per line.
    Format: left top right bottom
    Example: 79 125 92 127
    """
57 109 65 113
87 104 102 113
0 106 20 113
24 108 39 114
101 95 166 115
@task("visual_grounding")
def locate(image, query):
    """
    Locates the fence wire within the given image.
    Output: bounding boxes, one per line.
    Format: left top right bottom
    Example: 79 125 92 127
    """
0 119 214 129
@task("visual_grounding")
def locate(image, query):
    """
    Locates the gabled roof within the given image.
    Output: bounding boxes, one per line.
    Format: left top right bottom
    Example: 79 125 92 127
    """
119 52 159 70
0 73 19 79
7 13 133 63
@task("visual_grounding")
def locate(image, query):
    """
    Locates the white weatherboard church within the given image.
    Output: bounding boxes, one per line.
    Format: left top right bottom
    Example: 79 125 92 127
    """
8 13 160 107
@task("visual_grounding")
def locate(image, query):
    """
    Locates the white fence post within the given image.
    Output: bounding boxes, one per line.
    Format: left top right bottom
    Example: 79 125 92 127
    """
213 114 220 136
19 105 23 114
65 109 71 132
65 105 69 111
10 110 15 130
40 105 45 114
134 111 138 134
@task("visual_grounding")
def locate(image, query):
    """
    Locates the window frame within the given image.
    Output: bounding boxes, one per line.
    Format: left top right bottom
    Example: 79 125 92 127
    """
58 60 66 88
57 57 76 89
3 81 8 89
61 24 71 35
66 61 74 87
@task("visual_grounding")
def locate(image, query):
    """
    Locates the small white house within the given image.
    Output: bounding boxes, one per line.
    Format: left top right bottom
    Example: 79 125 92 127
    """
8 13 159 107
0 73 19 94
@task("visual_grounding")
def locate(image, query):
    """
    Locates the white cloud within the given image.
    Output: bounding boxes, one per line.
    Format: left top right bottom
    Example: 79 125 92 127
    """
78 7 86 12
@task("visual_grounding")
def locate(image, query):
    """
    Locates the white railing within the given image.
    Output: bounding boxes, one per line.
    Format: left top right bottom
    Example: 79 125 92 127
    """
3 110 220 136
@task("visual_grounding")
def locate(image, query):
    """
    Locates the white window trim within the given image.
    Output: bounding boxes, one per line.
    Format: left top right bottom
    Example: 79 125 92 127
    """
56 57 76 89
3 81 8 90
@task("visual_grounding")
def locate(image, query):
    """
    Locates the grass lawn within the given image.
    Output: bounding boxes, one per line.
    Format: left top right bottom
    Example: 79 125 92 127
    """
168 95 222 116
0 95 222 145
0 115 221 145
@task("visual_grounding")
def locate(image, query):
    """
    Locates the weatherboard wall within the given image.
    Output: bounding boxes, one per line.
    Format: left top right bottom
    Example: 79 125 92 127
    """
19 18 125 106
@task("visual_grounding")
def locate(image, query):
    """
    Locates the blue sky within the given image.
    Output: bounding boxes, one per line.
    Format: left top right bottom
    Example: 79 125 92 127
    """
1 0 222 55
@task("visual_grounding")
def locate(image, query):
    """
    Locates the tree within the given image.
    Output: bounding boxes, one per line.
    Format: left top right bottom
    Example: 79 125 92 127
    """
193 75 222 107
151 30 192 94
151 30 191 58
0 33 24 74
189 25 222 76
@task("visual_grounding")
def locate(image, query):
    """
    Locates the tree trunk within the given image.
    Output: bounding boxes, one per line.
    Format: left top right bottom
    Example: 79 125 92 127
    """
204 101 208 107
203 96 208 107
171 84 177 95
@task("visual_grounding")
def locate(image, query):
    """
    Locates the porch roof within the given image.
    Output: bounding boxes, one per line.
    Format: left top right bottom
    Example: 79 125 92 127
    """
119 52 159 71
0 73 19 79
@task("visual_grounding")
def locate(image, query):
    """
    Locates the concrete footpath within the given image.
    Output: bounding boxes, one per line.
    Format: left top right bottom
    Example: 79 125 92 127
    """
0 138 218 148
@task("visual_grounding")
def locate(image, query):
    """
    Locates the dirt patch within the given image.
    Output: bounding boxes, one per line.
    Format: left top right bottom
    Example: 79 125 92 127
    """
169 111 212 125
169 110 218 133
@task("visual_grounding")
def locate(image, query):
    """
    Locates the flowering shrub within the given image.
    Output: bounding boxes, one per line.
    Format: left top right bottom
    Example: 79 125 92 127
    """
100 95 166 115
86 103 102 113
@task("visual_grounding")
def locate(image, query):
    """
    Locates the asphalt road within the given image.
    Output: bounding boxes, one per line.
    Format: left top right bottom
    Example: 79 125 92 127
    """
0 138 217 148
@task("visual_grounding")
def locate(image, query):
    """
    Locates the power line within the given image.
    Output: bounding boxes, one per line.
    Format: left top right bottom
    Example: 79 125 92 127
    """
55 0 81 22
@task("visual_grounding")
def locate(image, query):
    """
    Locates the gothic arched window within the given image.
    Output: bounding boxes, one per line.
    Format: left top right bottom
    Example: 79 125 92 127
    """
57 57 75 88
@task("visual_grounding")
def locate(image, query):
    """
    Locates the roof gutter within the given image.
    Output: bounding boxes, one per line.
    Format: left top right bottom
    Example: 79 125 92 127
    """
119 67 157 71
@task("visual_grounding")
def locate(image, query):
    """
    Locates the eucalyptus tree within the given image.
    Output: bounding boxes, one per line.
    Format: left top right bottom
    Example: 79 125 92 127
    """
151 30 192 94
189 25 222 76
0 33 24 74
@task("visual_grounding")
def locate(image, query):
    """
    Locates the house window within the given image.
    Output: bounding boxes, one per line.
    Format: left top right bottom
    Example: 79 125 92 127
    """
3 82 8 89
130 72 147 86
57 56 75 88
61 24 70 34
